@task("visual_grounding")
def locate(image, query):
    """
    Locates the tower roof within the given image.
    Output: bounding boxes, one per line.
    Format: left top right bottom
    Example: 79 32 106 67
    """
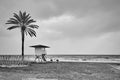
30 44 50 48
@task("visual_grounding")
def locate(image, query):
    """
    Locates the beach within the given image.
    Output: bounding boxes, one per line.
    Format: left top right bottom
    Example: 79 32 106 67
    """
0 0 120 80
0 62 119 80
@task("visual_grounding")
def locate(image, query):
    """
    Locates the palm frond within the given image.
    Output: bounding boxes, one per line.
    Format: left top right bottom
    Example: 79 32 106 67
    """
13 13 21 22
26 19 36 25
23 11 26 17
6 18 19 24
30 30 36 37
24 14 30 21
9 18 19 22
6 20 19 24
28 25 39 29
26 28 36 37
19 11 23 20
27 30 33 37
7 26 19 30
23 12 31 23
24 16 31 23
22 12 27 22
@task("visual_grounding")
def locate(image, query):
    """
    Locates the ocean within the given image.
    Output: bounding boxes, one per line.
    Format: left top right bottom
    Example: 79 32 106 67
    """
0 55 120 63
24 55 120 63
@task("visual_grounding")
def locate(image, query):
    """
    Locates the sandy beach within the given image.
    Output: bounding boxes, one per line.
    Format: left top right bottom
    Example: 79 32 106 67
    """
0 62 119 80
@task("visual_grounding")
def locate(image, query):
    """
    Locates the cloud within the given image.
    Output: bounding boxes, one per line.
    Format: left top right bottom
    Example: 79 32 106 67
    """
36 10 120 40
0 0 120 54
1 0 120 19
33 0 120 19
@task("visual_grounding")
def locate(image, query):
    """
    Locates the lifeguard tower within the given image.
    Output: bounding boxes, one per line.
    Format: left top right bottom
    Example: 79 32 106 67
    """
30 44 50 62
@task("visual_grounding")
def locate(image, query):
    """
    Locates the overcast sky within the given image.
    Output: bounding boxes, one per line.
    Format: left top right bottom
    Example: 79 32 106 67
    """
0 0 120 55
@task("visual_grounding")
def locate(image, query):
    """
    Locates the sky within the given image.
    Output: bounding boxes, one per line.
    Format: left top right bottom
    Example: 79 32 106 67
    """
0 0 120 55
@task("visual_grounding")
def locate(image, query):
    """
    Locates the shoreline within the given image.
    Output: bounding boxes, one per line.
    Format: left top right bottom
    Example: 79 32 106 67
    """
58 60 120 63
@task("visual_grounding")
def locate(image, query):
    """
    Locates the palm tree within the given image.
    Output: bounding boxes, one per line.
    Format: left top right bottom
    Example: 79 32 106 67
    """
6 11 39 60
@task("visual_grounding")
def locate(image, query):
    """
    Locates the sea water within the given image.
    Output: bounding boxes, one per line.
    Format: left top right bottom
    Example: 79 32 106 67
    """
23 55 120 63
0 55 120 63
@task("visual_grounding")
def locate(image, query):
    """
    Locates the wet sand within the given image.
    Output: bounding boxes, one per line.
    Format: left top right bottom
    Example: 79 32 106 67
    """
0 62 119 80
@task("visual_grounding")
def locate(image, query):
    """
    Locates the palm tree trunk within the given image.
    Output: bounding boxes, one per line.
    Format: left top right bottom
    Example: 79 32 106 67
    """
21 30 24 61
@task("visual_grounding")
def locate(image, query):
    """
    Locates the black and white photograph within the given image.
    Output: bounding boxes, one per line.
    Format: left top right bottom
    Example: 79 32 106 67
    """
0 0 120 80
